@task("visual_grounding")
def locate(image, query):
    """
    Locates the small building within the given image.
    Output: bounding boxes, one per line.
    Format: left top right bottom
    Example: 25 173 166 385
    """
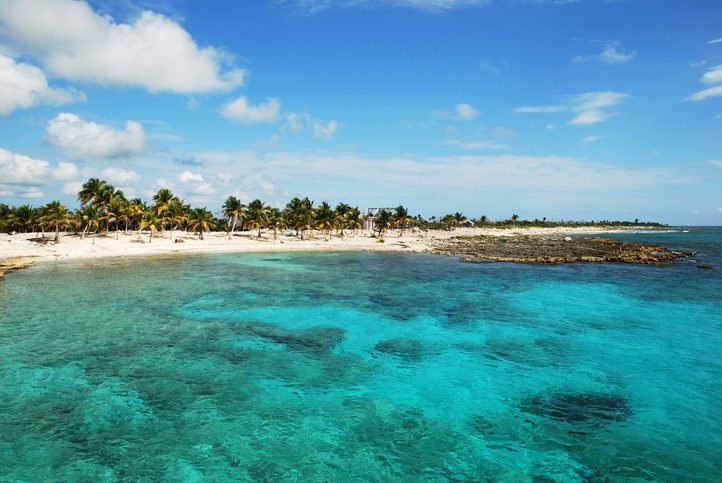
364 207 394 231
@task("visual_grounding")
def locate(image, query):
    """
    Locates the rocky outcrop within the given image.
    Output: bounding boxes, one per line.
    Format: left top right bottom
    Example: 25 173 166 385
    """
432 235 693 265
0 257 36 278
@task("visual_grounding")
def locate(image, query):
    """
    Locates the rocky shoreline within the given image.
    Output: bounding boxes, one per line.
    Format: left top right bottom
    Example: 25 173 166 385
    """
0 257 36 278
431 235 694 265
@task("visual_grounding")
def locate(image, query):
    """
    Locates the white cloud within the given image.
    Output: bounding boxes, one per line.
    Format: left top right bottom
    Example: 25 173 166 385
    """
312 120 338 139
567 91 628 125
0 54 85 115
52 161 79 180
62 180 83 196
708 38 722 44
281 0 489 13
285 112 311 132
709 160 722 168
491 127 515 138
572 41 636 64
19 188 44 199
177 170 214 196
445 139 509 150
46 113 147 158
687 85 722 101
688 65 722 101
196 150 689 196
101 167 140 184
0 0 244 93
0 148 49 185
455 103 480 120
701 65 722 85
516 91 627 125
582 135 602 143
179 171 204 183
514 105 567 113
220 96 281 123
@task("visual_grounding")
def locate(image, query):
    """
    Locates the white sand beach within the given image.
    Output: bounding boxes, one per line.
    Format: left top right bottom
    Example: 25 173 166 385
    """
0 226 636 264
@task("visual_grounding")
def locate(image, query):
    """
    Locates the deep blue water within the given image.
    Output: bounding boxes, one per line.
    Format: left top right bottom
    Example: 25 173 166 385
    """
1 228 721 481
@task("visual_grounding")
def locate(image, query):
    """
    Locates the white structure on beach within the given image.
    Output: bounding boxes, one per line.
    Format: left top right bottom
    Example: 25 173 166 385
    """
364 207 395 231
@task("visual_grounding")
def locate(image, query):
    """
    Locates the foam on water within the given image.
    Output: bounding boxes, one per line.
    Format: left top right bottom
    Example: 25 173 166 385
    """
1 229 721 480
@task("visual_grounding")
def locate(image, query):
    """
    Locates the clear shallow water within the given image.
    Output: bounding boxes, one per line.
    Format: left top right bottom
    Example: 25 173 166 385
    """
1 228 721 481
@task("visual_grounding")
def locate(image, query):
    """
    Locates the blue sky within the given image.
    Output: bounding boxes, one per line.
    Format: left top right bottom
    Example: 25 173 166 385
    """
1 0 721 224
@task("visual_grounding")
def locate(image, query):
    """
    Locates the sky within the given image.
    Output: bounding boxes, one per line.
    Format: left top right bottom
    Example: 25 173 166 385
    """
0 0 721 225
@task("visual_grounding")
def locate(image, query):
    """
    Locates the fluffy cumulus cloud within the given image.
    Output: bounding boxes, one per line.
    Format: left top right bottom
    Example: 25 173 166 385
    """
52 161 80 180
177 170 214 196
45 113 147 158
0 148 49 185
0 54 85 115
0 0 244 94
688 65 722 101
572 41 636 64
0 148 87 198
515 91 627 125
101 167 140 184
220 97 282 123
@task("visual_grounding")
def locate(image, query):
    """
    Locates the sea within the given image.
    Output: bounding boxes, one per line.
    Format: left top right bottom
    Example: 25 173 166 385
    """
1 227 720 481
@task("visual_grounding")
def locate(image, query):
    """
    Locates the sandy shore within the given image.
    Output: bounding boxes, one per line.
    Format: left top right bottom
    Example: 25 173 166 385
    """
0 226 643 264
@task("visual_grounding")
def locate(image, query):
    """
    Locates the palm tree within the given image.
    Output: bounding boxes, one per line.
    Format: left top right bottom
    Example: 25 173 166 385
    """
166 198 187 241
222 195 244 239
315 201 335 240
374 209 393 236
284 197 314 237
97 185 124 234
452 212 467 228
246 199 270 238
140 211 160 242
296 212 314 240
40 201 72 243
267 208 286 241
187 207 215 240
79 205 101 244
78 177 107 207
6 205 36 233
334 203 351 236
78 204 99 240
511 214 519 224
127 201 145 234
393 205 414 236
347 207 363 236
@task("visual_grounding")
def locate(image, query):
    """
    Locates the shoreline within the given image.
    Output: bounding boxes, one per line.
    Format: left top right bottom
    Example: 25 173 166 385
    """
0 226 662 266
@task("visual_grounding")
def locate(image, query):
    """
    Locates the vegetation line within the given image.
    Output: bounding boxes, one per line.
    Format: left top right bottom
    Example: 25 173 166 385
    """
0 178 665 244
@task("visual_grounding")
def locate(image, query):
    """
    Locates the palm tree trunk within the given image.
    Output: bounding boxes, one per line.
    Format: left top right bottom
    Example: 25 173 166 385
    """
228 217 236 240
55 222 60 243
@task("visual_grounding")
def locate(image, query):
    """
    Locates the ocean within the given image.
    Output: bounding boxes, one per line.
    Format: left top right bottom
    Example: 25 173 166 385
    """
1 227 721 481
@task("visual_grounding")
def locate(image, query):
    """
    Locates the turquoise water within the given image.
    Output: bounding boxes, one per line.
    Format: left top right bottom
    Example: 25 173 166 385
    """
1 228 721 481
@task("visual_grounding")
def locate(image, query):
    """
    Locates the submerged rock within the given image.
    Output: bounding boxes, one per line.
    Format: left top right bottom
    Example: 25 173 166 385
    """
521 392 632 426
374 338 423 361
245 322 345 353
